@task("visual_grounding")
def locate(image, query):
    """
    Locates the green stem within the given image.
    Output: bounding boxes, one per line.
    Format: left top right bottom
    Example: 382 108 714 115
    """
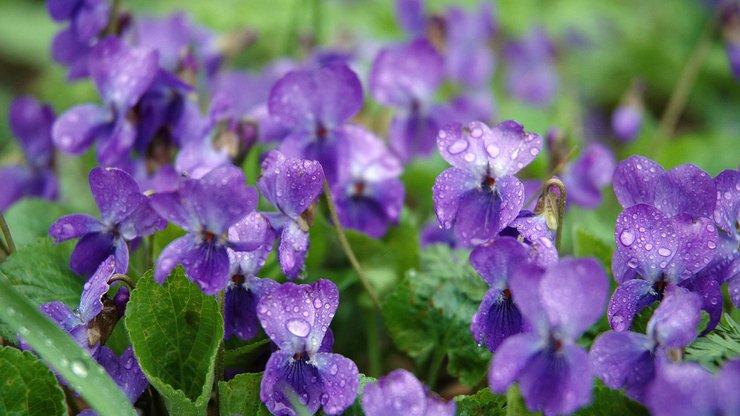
544 178 567 251
322 181 382 311
0 211 16 254
656 16 715 144
214 290 226 409
365 308 381 377
425 342 447 390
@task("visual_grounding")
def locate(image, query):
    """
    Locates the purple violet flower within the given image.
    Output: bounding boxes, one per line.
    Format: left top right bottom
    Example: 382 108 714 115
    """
369 39 444 162
48 0 112 80
590 286 703 403
269 63 363 183
709 169 740 306
25 256 118 355
361 368 455 416
224 212 279 340
645 359 740 416
395 0 426 36
1 97 58 211
561 143 616 208
488 257 609 415
722 2 740 80
331 126 405 238
432 120 542 247
49 167 165 276
613 155 716 219
470 236 556 352
611 104 643 142
150 165 259 294
258 151 325 280
52 37 159 165
504 27 558 106
258 279 359 415
609 204 719 332
445 2 496 88
94 346 148 404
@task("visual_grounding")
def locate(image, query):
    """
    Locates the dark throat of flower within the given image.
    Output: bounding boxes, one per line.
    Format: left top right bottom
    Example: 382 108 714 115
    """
352 181 366 199
481 176 496 191
231 274 245 285
316 122 328 141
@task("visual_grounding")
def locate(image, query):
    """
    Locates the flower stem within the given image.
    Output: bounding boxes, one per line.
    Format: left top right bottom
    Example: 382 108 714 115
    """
108 274 136 291
544 178 567 251
214 290 226 409
657 15 715 143
0 211 16 255
322 181 382 311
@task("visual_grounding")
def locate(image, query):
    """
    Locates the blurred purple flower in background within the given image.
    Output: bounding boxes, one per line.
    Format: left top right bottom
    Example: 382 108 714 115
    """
361 368 455 416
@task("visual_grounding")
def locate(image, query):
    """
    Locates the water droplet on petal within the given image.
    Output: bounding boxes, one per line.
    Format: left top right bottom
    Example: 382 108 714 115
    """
447 140 468 155
619 230 635 246
286 318 311 337
658 248 671 257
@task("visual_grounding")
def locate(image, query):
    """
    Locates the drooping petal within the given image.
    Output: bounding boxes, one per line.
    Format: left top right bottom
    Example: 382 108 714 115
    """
228 212 276 275
257 279 338 356
260 351 323 415
646 363 717 416
453 175 525 246
89 37 158 109
517 345 593 416
361 368 427 416
278 221 310 280
471 288 524 352
680 274 723 334
313 352 360 415
52 104 112 155
615 204 677 282
95 346 148 404
49 214 104 242
607 279 660 332
369 39 444 107
40 301 84 333
589 331 655 403
180 242 231 295
469 236 530 288
654 164 715 218
154 235 194 284
646 286 702 349
488 332 543 393
96 117 136 165
186 165 258 234
612 155 664 209
78 256 116 323
432 167 477 230
539 257 609 340
70 232 116 276
224 282 261 340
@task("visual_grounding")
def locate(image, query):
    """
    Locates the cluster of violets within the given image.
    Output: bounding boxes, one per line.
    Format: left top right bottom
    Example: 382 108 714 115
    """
1 0 740 415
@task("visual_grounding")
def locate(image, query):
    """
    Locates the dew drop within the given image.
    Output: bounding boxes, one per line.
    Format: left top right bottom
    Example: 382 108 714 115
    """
447 140 468 155
708 241 717 249
619 230 635 246
286 318 311 337
658 248 671 257
313 298 322 309
486 144 500 158
71 360 88 378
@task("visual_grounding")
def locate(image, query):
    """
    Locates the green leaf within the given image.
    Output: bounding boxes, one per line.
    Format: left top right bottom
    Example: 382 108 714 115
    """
217 372 271 416
3 199 69 248
0 276 136 416
0 238 83 341
685 313 740 371
125 267 223 416
382 245 491 387
454 388 506 416
505 386 539 416
573 381 648 415
572 226 614 274
223 338 270 369
0 346 66 416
